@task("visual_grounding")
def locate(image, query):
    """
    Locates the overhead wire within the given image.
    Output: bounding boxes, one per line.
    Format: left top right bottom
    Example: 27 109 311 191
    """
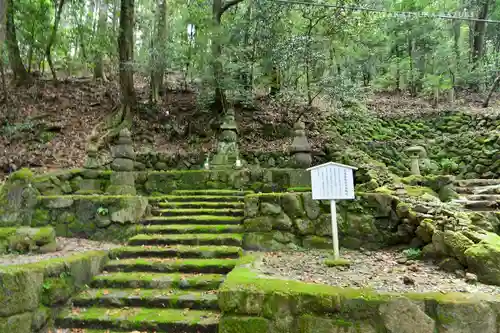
272 0 500 24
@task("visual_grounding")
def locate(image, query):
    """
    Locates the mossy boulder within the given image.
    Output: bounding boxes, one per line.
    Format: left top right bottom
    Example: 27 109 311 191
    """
297 315 376 333
379 298 435 333
293 218 315 235
415 219 435 243
442 231 474 265
109 197 148 224
244 216 273 232
0 312 33 333
465 233 500 285
219 316 270 333
281 193 303 218
302 193 320 219
0 227 56 254
261 202 282 216
302 235 332 249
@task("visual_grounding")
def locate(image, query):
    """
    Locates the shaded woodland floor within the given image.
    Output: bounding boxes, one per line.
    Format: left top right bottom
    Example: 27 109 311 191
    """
0 73 498 178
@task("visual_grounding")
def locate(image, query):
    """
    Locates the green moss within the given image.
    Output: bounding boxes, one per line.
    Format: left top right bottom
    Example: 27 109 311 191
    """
41 274 74 305
31 208 50 226
219 316 270 333
324 258 351 267
92 272 225 290
110 245 242 258
105 257 239 274
137 224 243 234
58 307 220 330
405 186 438 197
9 168 34 181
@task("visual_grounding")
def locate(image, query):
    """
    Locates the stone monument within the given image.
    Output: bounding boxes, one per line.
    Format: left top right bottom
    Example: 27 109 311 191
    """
211 108 240 168
78 144 103 194
289 121 312 168
108 128 136 195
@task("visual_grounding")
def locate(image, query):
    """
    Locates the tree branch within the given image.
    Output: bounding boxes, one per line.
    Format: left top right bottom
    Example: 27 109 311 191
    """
221 0 245 14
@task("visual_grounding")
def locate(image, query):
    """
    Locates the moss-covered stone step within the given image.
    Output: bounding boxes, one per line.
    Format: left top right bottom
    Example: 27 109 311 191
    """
104 258 239 274
455 185 500 195
157 201 245 209
91 272 225 290
150 195 244 203
128 233 243 246
136 224 244 234
153 208 244 217
172 189 252 195
465 194 500 201
57 307 219 333
73 288 219 310
461 200 499 211
53 327 124 333
454 179 500 187
142 215 242 225
111 245 243 259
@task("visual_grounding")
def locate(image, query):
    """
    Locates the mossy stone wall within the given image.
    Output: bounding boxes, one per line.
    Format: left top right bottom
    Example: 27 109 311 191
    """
243 191 418 251
0 251 108 333
331 111 500 179
32 195 148 242
219 259 500 333
28 168 311 196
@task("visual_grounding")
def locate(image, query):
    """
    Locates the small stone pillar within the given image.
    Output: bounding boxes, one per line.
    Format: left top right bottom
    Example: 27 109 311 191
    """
108 129 136 195
289 121 312 168
211 108 240 168
78 145 102 194
405 146 426 176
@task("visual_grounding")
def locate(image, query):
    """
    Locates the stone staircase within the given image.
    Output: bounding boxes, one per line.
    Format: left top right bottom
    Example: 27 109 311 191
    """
453 179 500 212
56 189 247 333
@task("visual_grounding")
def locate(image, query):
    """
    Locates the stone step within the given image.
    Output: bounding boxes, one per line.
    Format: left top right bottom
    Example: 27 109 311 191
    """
104 258 238 274
153 208 244 217
136 224 244 235
57 307 219 333
110 245 242 259
172 189 252 196
128 233 243 247
141 215 243 225
454 179 500 187
157 201 245 209
91 272 225 290
454 200 499 211
455 184 500 195
464 194 500 201
72 288 219 310
53 327 124 333
149 195 244 203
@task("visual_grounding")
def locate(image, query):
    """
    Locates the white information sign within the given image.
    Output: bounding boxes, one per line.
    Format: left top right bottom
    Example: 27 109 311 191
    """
307 162 358 259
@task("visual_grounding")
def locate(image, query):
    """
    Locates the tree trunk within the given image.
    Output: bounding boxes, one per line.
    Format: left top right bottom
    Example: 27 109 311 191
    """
118 0 136 108
94 0 108 80
211 0 245 114
150 0 167 104
6 0 29 84
472 0 490 65
482 75 500 107
0 0 8 99
46 0 66 82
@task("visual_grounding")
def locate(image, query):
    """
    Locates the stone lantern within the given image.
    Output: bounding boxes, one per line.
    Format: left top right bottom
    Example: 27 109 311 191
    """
289 121 312 168
405 146 427 176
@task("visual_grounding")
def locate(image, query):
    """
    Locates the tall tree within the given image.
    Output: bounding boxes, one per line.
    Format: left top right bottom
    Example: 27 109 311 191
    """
118 0 136 109
150 0 167 104
94 0 108 80
5 0 29 84
211 0 245 114
46 0 66 81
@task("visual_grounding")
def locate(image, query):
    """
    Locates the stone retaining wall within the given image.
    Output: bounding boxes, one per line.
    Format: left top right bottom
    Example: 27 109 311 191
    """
32 195 148 241
0 251 108 333
219 258 500 333
242 191 418 251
